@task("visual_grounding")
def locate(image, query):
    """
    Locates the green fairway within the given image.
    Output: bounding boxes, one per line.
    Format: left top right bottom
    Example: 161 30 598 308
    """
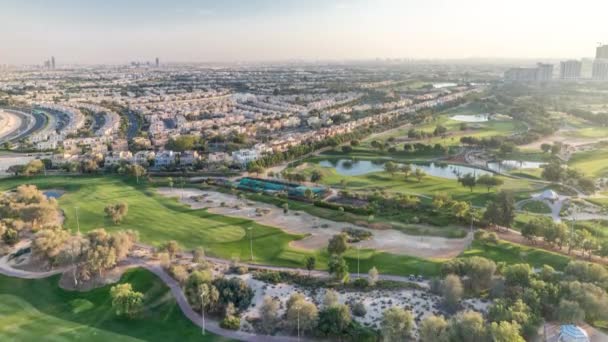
0 175 449 276
520 200 552 214
569 148 608 177
290 162 540 207
0 268 228 341
462 240 571 270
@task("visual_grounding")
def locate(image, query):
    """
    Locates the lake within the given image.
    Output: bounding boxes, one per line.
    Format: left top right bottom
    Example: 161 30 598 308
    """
486 160 545 172
318 159 492 179
449 114 490 122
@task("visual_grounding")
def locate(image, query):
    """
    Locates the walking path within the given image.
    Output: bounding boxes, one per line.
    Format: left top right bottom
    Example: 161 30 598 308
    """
0 239 428 342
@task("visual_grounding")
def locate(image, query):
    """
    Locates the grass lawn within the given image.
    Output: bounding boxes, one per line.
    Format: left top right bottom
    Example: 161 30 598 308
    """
520 200 552 214
291 162 540 207
462 240 571 270
568 148 608 178
0 268 229 341
0 175 445 277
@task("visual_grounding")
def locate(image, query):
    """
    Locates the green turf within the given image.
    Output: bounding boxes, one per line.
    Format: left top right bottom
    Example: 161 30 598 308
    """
0 268 229 341
568 148 608 177
462 240 571 270
520 200 552 214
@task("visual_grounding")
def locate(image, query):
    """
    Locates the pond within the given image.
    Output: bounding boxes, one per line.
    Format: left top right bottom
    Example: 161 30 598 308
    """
449 114 490 122
318 159 493 179
486 160 545 172
43 190 64 199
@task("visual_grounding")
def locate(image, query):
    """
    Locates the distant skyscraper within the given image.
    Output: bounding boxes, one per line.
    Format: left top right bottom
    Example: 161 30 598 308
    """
51 56 55 69
560 60 582 80
504 63 554 83
596 44 608 59
593 59 608 80
155 57 159 67
536 63 553 82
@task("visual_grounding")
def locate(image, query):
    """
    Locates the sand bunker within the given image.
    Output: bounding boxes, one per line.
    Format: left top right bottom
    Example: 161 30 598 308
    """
157 188 471 258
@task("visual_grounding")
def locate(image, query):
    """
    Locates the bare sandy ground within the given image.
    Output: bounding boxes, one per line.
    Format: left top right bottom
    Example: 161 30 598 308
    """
157 188 471 258
0 110 22 140
232 273 489 336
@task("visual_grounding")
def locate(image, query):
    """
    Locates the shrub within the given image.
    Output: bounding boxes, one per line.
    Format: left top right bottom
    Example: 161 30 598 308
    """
351 301 367 317
352 278 369 289
220 315 241 330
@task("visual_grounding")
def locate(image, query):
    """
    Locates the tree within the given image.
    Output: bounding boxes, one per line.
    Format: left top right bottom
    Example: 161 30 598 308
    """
458 173 477 192
483 191 515 228
259 296 280 334
212 277 254 311
503 263 532 287
110 283 144 319
368 266 379 286
328 255 348 282
2 228 18 245
104 202 128 224
317 304 352 338
282 202 289 214
477 174 504 192
541 159 564 182
192 247 206 263
128 164 146 184
489 321 524 342
32 228 70 263
448 311 487 342
185 271 217 312
442 274 463 312
159 240 181 259
558 299 585 324
168 264 189 284
414 168 426 182
327 233 349 255
305 256 316 277
381 307 413 342
432 192 452 209
310 170 323 183
521 216 551 243
465 256 497 293
400 164 412 180
540 143 552 153
22 160 45 176
384 161 398 176
285 295 318 335
451 201 470 221
419 315 449 342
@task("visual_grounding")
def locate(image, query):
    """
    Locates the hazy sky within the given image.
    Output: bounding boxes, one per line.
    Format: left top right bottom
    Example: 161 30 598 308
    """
1 0 607 65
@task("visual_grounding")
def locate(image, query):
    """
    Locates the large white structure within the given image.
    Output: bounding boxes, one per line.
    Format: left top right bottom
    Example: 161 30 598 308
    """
232 149 259 165
560 60 582 80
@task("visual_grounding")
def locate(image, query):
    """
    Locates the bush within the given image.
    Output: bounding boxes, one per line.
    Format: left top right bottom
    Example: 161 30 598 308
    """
220 315 241 330
352 278 369 289
351 302 367 317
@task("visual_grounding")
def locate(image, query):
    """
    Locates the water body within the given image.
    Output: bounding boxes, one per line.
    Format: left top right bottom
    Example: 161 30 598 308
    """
486 160 545 172
433 82 458 89
449 114 490 122
318 159 492 179
43 190 64 199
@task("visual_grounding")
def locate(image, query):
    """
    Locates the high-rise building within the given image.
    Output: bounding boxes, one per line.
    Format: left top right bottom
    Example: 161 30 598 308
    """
560 60 582 80
593 59 608 80
155 57 159 67
596 44 608 59
504 63 553 82
51 56 55 69
536 63 553 82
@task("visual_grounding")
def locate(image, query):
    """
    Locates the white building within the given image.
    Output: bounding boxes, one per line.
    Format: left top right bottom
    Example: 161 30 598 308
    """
232 149 259 165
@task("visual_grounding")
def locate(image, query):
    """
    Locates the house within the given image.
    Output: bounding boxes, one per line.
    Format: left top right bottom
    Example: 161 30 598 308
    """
155 150 176 167
104 151 133 166
180 151 200 166
207 152 231 164
133 151 155 165
232 149 259 165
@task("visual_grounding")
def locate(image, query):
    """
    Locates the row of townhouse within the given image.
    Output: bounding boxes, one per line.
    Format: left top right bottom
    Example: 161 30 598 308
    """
76 103 121 137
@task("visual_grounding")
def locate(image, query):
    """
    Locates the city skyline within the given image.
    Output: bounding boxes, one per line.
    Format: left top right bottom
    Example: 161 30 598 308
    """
1 0 608 65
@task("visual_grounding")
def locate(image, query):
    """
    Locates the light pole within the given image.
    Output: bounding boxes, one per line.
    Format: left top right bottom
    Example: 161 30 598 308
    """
200 286 206 335
357 245 360 278
248 227 254 261
75 206 80 234
295 304 301 341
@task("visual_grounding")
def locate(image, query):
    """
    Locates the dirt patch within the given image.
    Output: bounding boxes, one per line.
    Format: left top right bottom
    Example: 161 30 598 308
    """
157 187 471 258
